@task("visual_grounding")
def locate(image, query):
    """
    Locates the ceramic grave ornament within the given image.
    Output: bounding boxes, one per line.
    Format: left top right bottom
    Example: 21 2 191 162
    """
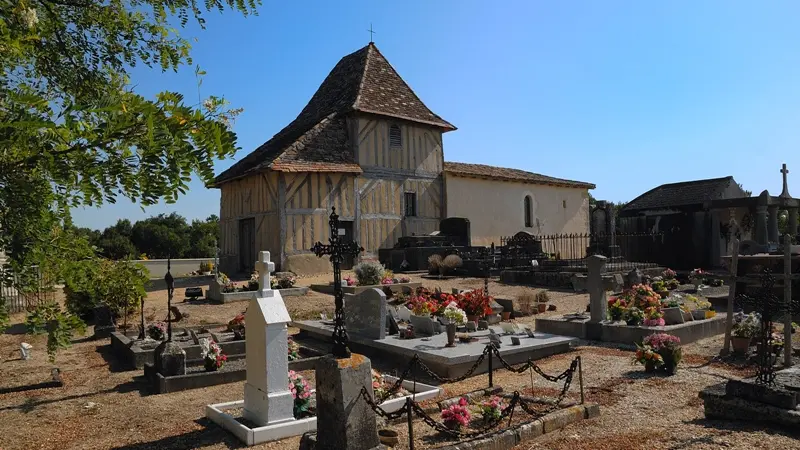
243 251 295 427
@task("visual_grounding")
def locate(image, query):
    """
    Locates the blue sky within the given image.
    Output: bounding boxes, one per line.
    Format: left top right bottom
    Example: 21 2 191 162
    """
73 1 800 229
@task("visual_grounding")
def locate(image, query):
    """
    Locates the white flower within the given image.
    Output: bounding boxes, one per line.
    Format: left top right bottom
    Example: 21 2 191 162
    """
199 337 211 358
19 7 38 29
443 303 467 324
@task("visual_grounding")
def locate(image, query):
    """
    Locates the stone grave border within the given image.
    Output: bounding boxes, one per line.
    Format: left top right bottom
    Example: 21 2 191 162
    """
207 287 310 304
435 403 600 450
534 314 727 346
144 348 324 394
308 282 420 296
110 327 246 370
206 375 442 445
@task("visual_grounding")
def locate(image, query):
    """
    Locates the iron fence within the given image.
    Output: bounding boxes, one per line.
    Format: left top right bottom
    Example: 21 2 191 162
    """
498 232 666 273
0 265 54 313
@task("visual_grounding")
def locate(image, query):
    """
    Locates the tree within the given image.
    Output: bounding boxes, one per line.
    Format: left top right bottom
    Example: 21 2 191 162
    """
188 214 218 257
97 219 136 259
0 0 260 352
131 213 191 258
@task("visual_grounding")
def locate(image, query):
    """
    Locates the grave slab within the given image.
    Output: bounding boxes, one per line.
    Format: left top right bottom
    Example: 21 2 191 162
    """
292 320 577 378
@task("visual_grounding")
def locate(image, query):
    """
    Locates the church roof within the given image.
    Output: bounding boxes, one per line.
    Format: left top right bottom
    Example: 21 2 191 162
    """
212 43 454 185
443 162 595 189
620 176 739 214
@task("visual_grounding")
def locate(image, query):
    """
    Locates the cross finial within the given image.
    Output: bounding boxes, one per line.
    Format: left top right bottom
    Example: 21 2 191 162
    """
367 23 376 43
255 251 275 298
780 163 791 198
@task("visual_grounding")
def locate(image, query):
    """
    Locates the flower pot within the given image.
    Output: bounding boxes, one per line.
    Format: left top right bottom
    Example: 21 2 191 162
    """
467 315 479 323
657 290 669 299
662 307 685 326
204 359 218 372
537 303 547 313
731 336 750 354
659 348 681 375
446 323 456 347
378 429 399 446
501 311 511 321
644 361 657 373
691 309 707 321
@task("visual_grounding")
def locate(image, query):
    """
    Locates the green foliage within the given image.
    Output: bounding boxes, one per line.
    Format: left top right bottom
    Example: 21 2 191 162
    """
26 302 86 362
64 258 149 318
354 261 385 286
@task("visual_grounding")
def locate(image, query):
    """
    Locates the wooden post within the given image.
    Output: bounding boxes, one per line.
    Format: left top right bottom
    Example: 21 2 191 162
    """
784 234 793 367
722 239 740 355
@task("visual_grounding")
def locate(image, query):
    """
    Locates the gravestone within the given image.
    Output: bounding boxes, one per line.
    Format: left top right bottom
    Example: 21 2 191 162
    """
626 268 642 288
586 255 608 340
154 340 186 376
92 305 116 339
344 288 387 340
439 217 471 247
314 354 381 450
243 251 295 427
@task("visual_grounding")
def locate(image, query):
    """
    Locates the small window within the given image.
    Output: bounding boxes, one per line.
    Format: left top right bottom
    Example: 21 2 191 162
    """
524 196 533 227
389 124 402 148
404 192 417 217
563 200 567 209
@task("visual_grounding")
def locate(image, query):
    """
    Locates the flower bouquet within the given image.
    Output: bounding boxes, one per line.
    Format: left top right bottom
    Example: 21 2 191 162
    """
458 289 494 320
634 343 664 372
289 370 312 418
227 313 246 339
288 337 300 361
623 307 644 326
607 297 627 321
690 268 705 289
479 396 504 422
371 369 409 400
441 398 470 431
200 338 227 371
731 312 759 353
146 322 167 341
643 333 681 374
443 302 467 325
643 307 665 327
661 268 677 280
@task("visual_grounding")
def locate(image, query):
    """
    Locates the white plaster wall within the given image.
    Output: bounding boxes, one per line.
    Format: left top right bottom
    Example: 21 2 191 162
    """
445 176 590 247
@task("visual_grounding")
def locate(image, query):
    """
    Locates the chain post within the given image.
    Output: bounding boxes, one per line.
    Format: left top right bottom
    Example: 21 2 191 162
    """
578 356 585 404
406 397 414 450
487 344 494 388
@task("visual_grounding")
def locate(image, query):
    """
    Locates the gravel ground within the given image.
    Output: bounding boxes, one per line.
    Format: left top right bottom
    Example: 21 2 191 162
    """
2 275 800 449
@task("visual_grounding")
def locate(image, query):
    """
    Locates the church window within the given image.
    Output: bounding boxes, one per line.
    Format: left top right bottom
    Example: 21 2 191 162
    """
524 196 533 227
389 124 402 148
404 192 417 217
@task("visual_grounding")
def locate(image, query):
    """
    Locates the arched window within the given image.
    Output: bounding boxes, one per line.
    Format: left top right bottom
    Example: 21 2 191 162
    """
524 196 533 227
389 124 402 148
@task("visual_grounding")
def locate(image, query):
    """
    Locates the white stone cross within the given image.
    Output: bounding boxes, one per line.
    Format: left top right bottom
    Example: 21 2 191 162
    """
255 251 275 298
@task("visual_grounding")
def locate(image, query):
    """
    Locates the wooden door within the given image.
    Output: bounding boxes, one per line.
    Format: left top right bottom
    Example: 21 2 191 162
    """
239 218 255 274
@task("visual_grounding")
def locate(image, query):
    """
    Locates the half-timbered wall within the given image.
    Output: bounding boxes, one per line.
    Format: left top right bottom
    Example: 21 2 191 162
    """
218 171 281 274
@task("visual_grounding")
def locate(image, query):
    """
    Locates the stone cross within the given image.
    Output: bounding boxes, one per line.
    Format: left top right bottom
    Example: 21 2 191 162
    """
780 163 791 198
586 255 608 323
243 273 294 426
255 251 275 298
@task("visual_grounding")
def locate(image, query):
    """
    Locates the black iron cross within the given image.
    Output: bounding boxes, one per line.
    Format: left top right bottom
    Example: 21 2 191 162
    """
367 23 376 43
165 257 175 342
311 208 363 358
736 269 800 384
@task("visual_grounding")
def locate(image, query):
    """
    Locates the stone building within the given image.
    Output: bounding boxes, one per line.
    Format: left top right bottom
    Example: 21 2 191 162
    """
212 43 594 274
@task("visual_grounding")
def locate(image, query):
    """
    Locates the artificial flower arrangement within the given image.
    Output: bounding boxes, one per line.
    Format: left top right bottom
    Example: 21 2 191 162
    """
408 295 438 316
665 279 680 290
218 272 237 293
623 307 644 326
343 275 357 287
643 307 665 327
629 284 662 310
146 322 167 341
662 268 677 280
731 312 760 338
246 270 260 291
457 289 494 318
200 338 227 371
399 276 411 283
289 370 312 418
229 314 246 340
607 296 627 321
642 333 682 374
443 302 467 325
271 273 297 289
770 330 785 355
441 397 471 431
403 287 492 320
288 337 300 361
381 270 395 285
371 369 409 400
633 342 664 371
690 268 705 278
479 396 504 422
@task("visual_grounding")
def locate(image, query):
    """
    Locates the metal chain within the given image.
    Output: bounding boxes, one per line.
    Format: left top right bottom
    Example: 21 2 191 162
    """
358 387 408 420
414 345 490 383
411 391 522 439
491 346 577 382
517 358 578 418
377 355 420 403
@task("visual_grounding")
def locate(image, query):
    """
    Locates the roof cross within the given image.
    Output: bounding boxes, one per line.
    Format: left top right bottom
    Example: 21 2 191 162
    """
780 163 791 198
367 23 376 43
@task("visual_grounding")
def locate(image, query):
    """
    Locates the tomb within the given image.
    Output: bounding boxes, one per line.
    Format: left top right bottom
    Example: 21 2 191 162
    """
378 217 472 272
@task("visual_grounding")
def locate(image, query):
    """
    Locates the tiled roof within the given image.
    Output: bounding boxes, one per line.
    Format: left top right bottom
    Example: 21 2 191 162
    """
212 43 453 185
620 176 737 213
443 162 595 189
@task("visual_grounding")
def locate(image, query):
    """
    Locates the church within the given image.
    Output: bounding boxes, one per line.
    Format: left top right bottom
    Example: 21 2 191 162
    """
212 43 594 274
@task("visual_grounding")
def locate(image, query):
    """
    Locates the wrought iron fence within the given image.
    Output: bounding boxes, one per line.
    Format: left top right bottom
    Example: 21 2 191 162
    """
0 265 54 313
498 232 666 273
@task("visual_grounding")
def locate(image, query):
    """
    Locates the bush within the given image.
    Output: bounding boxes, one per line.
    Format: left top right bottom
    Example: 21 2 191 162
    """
63 259 148 320
441 254 463 275
427 254 443 275
517 292 536 315
535 290 550 303
354 260 385 286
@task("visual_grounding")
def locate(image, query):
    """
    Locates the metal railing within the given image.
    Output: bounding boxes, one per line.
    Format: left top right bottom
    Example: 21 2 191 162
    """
0 265 54 313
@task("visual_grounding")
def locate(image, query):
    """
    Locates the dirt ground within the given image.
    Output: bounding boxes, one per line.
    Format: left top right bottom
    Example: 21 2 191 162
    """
1 274 799 450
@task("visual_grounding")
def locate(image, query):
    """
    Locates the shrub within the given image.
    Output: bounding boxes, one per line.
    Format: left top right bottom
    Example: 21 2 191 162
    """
354 260 385 286
441 254 463 275
427 254 443 275
535 290 550 303
517 292 536 315
64 259 148 320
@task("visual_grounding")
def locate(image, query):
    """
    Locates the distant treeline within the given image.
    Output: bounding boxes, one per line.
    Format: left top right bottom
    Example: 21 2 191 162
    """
70 213 218 260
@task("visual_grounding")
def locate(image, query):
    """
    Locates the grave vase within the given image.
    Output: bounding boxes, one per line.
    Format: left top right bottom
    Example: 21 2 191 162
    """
731 336 750 354
644 361 657 373
445 323 456 347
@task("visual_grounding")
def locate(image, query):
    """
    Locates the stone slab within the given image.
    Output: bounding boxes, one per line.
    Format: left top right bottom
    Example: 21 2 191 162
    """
110 329 246 370
309 282 420 296
208 287 310 304
535 313 727 346
292 320 577 378
725 367 800 410
700 382 800 429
